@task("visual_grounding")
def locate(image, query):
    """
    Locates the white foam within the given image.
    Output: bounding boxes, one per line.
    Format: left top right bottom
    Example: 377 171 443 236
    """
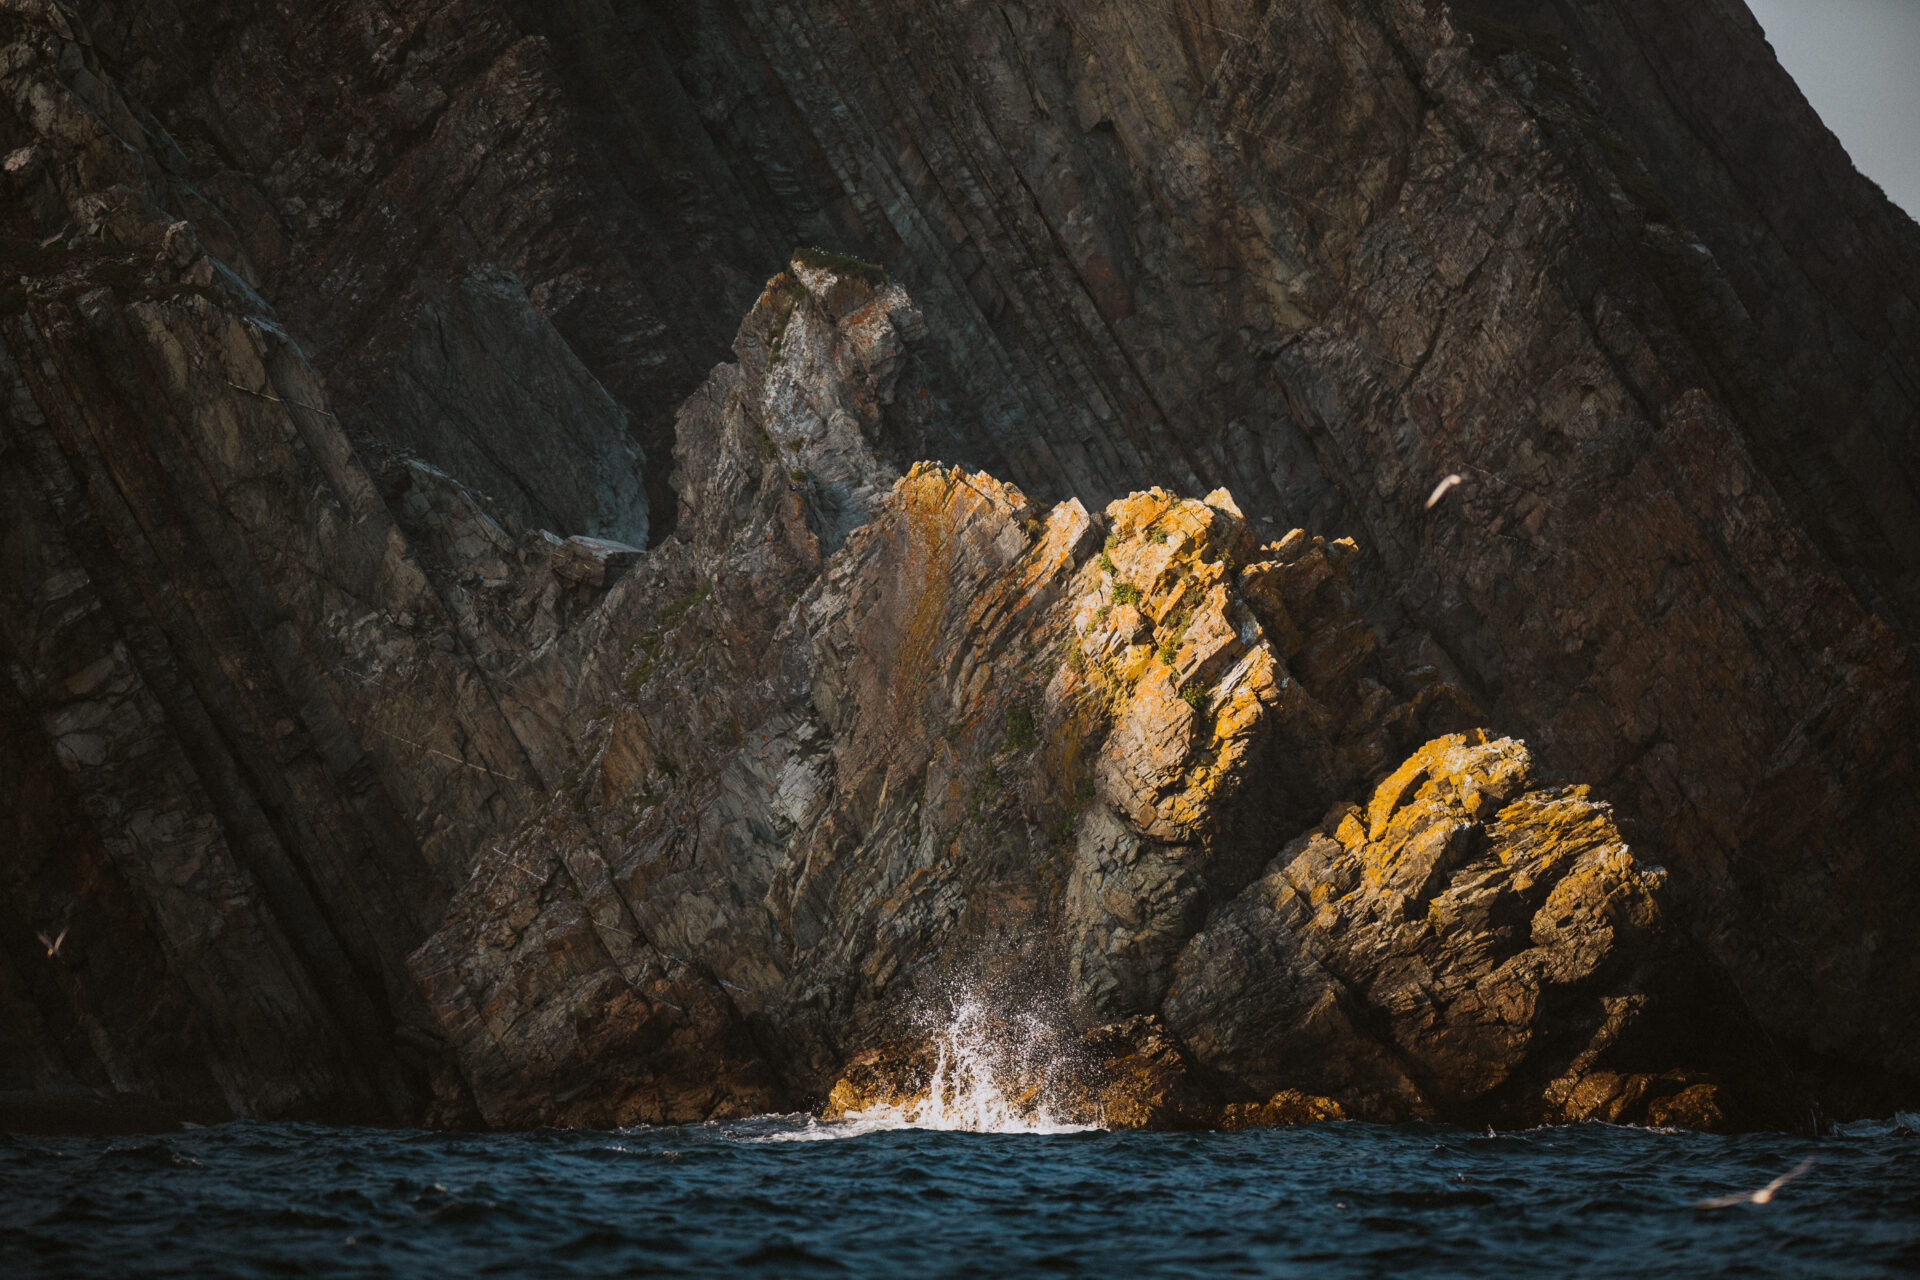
735 996 1102 1139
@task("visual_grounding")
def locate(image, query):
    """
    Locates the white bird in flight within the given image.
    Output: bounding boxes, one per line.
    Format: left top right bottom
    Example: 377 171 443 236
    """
37 926 68 958
1693 1156 1814 1209
1425 473 1464 509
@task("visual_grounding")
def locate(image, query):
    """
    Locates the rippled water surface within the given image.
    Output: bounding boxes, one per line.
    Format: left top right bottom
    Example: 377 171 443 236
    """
3 1116 1916 1277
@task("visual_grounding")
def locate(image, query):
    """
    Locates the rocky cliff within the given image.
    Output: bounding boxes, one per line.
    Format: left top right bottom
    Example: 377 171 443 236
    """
406 262 1768 1130
2 0 1915 1128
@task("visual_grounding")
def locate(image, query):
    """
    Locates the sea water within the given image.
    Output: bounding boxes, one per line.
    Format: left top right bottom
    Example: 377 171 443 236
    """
2 1113 1915 1278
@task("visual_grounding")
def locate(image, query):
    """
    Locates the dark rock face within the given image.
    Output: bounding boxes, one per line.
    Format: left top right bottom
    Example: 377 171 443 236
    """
372 266 649 545
407 260 924 1127
1 0 1916 1126
0 1090 210 1136
1451 0 1920 619
0 3 629 1118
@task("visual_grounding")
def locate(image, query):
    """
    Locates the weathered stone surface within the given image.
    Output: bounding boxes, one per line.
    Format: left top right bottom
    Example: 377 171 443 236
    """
1554 1069 1730 1133
371 266 649 546
407 254 928 1124
0 6 630 1119
818 1014 1347 1132
551 537 644 590
1164 732 1699 1125
820 1040 939 1123
1 0 1916 1127
410 270 1727 1128
1449 0 1920 618
1059 489 1472 1021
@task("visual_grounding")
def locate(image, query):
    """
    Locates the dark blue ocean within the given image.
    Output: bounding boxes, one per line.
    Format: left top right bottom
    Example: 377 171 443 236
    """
3 1115 1916 1278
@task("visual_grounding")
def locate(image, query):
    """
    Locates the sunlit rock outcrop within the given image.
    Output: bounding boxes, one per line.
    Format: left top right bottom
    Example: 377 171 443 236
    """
411 260 1735 1129
1165 732 1695 1124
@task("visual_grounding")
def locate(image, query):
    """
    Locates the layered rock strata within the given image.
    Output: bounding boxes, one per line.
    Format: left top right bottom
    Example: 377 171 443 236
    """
1 0 1916 1125
0 8 644 1118
410 262 1748 1129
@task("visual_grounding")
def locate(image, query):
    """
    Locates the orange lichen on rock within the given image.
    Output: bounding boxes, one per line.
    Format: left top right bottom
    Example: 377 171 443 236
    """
1215 1091 1348 1130
1164 730 1707 1126
1068 489 1292 842
818 1040 936 1120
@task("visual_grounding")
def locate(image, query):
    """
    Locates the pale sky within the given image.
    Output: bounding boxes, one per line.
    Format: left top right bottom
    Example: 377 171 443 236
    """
1745 0 1920 219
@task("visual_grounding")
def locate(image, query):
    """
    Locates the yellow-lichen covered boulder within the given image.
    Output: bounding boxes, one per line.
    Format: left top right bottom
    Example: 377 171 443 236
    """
1165 731 1706 1126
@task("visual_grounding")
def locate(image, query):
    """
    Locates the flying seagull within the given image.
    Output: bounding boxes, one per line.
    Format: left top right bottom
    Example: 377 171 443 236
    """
1425 473 1464 509
1693 1156 1814 1209
37 926 68 959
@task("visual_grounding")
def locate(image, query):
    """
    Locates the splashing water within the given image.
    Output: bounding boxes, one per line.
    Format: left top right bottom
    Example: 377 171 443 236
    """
830 996 1097 1135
